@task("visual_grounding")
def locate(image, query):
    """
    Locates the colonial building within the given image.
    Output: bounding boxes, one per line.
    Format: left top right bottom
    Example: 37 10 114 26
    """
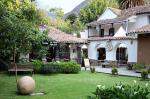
21 27 86 63
46 27 86 63
86 5 150 64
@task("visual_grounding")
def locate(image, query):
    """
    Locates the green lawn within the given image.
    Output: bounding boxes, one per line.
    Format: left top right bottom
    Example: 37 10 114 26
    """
0 71 150 99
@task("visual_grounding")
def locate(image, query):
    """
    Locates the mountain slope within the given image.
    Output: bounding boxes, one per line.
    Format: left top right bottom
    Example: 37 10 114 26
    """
63 0 89 20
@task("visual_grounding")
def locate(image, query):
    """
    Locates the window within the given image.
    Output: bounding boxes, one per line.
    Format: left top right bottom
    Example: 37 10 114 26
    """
100 29 104 37
109 28 115 36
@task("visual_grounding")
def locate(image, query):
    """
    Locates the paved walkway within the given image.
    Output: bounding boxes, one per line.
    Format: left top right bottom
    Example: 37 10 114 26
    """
82 66 150 78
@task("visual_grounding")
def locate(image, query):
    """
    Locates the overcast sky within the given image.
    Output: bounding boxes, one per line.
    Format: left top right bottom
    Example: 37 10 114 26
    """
36 0 85 13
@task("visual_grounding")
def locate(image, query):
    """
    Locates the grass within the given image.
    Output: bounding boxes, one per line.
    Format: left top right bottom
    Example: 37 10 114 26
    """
0 71 150 99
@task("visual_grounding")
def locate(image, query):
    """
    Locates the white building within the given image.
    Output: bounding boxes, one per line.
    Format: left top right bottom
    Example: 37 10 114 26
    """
86 6 150 63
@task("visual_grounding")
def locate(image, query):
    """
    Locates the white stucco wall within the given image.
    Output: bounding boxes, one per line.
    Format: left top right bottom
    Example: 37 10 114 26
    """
103 24 122 36
70 44 77 60
127 15 149 33
80 30 88 39
97 8 117 21
89 27 98 36
89 23 126 37
88 39 137 62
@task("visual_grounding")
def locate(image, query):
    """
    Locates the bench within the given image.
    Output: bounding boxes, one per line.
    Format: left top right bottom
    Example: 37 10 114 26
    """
8 63 33 75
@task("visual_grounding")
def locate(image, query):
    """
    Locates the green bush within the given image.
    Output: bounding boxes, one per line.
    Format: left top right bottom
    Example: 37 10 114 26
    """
133 64 145 71
111 67 118 75
89 82 150 99
40 61 81 74
60 61 81 74
90 67 95 73
41 62 61 74
141 69 149 80
31 60 43 73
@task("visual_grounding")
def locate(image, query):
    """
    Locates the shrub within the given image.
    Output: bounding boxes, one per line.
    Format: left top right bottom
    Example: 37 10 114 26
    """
133 64 145 71
89 82 150 99
90 67 95 73
31 60 43 73
40 62 61 74
40 61 81 74
141 69 149 80
111 67 118 75
60 61 81 74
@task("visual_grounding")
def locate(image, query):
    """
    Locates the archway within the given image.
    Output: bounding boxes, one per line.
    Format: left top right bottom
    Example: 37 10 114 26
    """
97 48 106 61
116 43 128 64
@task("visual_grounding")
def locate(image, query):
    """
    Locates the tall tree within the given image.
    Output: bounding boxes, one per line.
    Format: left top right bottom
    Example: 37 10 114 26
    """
118 0 148 9
79 0 119 24
0 0 48 83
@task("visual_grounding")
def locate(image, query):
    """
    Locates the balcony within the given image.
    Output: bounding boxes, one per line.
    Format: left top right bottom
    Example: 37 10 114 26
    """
87 26 133 41
88 27 115 38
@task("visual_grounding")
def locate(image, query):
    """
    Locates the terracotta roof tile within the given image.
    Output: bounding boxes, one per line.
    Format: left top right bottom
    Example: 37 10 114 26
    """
88 5 150 26
88 36 136 41
88 17 127 26
129 24 150 34
48 27 87 43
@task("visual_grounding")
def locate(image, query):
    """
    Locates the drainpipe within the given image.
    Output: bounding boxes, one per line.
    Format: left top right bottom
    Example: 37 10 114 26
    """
125 20 129 34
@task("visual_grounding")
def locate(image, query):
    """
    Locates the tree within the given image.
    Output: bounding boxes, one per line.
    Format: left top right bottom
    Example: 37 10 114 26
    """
66 14 77 24
79 0 119 24
49 7 64 18
118 0 148 9
0 0 48 83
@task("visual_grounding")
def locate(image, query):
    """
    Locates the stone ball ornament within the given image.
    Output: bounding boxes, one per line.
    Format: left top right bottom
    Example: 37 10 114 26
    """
17 76 35 95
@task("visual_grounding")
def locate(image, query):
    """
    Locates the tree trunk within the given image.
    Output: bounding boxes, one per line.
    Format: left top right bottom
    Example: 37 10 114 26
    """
13 45 18 84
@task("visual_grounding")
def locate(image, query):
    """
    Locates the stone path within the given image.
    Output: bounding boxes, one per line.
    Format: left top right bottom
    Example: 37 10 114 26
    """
82 66 150 78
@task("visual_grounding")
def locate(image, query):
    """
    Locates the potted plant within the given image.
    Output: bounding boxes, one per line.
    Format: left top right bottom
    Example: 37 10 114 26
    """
141 69 149 80
111 67 118 75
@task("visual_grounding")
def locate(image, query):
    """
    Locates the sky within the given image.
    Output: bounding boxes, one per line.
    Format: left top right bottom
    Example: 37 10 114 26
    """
36 0 85 13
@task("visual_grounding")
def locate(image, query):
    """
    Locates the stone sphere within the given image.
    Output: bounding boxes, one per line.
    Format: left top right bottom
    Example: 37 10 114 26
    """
17 76 35 95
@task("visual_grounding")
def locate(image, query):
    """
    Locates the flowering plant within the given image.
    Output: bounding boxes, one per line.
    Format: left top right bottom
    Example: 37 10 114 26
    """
89 81 150 99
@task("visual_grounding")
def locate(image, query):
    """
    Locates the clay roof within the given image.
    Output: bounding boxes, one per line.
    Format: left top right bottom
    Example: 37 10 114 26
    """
47 27 87 43
88 5 150 26
88 17 127 26
88 36 136 41
129 24 150 34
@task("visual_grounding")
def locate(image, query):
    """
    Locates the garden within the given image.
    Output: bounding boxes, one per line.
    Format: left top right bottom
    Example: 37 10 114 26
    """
0 61 150 99
0 0 150 99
